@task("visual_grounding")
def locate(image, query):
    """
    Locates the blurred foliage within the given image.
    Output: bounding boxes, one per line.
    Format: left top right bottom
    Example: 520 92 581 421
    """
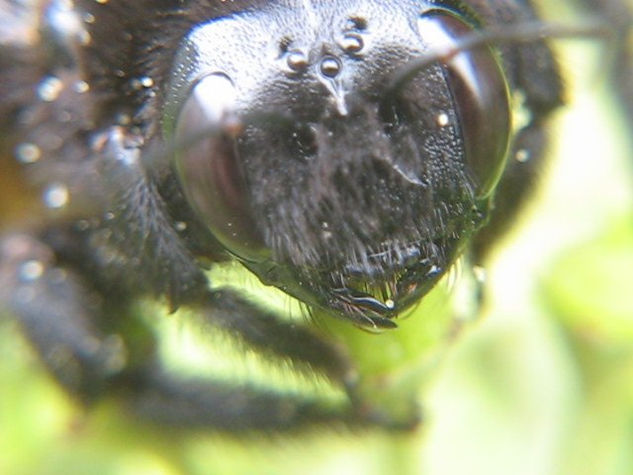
545 217 633 475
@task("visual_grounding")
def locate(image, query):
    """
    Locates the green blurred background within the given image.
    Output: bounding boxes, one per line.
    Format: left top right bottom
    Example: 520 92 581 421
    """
2 2 633 474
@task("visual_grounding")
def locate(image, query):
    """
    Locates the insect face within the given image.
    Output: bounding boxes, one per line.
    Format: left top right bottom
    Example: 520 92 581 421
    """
167 1 511 328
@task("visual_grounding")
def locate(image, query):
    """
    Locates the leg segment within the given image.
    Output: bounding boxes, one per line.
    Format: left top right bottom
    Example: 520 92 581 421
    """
118 369 358 432
0 232 376 431
0 234 129 402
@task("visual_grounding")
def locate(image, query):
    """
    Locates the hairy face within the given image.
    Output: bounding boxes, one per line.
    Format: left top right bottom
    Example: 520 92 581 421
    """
166 0 511 327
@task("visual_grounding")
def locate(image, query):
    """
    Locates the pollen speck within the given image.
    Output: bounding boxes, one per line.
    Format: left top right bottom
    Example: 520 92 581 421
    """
37 76 64 102
436 112 449 127
15 143 41 163
515 148 530 162
74 80 90 93
473 265 487 284
19 260 45 282
43 183 70 209
140 76 154 88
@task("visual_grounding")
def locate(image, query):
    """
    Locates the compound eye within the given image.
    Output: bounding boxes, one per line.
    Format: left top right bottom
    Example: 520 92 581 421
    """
173 74 269 262
418 11 511 198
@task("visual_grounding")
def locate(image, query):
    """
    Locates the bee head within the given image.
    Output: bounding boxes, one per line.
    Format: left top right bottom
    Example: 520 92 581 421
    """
165 0 511 328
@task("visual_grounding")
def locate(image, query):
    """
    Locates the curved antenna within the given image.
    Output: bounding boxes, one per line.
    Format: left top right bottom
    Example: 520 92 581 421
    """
387 19 612 95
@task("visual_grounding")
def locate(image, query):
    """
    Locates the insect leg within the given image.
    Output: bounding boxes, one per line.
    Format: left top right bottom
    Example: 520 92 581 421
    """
0 232 379 431
0 233 129 402
196 288 358 388
121 370 363 432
